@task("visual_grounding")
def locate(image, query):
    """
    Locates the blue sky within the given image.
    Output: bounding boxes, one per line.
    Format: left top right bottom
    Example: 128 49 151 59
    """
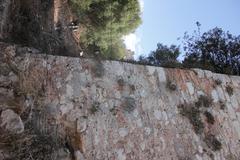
124 0 240 58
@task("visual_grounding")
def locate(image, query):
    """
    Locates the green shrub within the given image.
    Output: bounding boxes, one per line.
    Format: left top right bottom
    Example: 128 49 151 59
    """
178 97 222 152
138 43 181 67
183 25 240 76
70 0 141 59
178 104 204 134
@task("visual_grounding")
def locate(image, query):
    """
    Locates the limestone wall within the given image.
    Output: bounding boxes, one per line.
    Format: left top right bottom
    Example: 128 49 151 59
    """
1 43 240 160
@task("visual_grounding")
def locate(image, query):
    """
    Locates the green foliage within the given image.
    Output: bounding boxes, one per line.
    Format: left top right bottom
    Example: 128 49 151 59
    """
69 0 92 15
183 23 240 75
136 23 240 76
178 103 204 134
103 40 127 59
70 0 142 59
138 43 182 67
178 99 222 152
178 94 214 134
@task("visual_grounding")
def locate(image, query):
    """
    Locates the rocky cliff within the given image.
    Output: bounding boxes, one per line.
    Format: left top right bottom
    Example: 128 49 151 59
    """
0 42 240 160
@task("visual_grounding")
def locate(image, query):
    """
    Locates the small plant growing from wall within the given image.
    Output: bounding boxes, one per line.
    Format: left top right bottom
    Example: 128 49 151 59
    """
129 84 136 92
204 111 215 125
117 78 125 87
219 100 226 110
110 107 118 116
178 104 204 134
195 95 213 108
123 97 136 113
90 102 100 114
117 77 125 91
166 80 177 91
204 134 222 151
213 79 222 88
215 79 222 85
226 85 234 96
178 94 222 153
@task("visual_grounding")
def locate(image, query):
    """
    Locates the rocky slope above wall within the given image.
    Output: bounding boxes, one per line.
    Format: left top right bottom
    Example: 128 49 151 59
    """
1 42 240 160
0 0 80 56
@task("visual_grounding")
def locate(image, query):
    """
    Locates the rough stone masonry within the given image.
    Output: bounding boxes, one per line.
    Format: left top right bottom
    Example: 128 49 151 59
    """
0 42 240 160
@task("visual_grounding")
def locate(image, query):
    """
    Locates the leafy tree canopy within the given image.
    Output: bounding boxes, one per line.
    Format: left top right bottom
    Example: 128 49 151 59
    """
70 0 142 59
183 23 240 75
139 43 182 67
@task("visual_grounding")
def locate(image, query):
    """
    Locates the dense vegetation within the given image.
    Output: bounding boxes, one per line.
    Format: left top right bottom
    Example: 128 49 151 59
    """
138 23 240 76
70 0 142 59
138 43 182 68
183 24 240 75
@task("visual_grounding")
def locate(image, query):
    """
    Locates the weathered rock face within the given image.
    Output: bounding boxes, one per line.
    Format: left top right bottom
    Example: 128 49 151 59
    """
0 109 24 134
0 0 12 39
1 42 240 160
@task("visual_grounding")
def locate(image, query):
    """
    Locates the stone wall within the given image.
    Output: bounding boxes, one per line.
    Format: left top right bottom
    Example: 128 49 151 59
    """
1 43 240 160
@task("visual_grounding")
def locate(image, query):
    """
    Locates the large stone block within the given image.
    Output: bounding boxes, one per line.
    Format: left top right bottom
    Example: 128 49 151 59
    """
0 109 24 134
